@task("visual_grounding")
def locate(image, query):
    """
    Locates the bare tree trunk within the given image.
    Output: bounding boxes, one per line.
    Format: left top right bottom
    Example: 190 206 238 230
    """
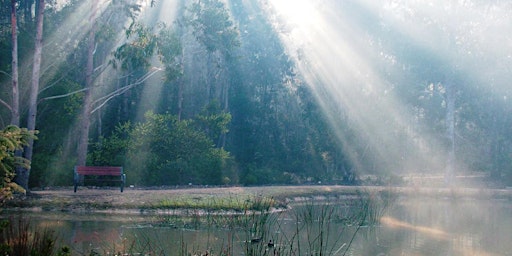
445 82 455 186
18 0 45 191
11 0 19 126
11 0 25 190
77 0 98 166
490 115 503 180
23 0 34 23
177 77 183 121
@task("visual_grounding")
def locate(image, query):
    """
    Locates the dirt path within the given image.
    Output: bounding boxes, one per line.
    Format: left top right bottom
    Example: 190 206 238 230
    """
7 185 368 212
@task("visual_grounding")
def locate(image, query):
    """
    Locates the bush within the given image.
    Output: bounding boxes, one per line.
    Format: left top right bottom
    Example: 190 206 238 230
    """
90 112 231 186
0 125 36 202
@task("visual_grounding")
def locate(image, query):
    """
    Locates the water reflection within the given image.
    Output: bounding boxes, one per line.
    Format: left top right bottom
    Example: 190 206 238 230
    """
373 198 512 256
2 197 511 255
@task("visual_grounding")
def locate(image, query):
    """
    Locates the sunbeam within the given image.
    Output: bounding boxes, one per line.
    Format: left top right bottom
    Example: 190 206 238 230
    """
2 1 512 255
139 0 180 26
263 0 448 176
259 0 512 180
381 216 450 239
41 0 163 183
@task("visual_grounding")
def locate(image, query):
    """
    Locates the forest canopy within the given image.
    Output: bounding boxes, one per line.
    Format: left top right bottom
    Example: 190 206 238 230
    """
0 0 511 188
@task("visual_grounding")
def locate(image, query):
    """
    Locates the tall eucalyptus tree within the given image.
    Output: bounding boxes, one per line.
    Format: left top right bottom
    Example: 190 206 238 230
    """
155 25 183 119
0 0 20 126
186 0 239 113
191 0 239 148
16 0 44 190
9 0 19 126
76 0 146 166
76 0 98 166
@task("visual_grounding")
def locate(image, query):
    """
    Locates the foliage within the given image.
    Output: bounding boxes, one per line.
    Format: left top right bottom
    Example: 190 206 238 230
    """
90 122 133 166
0 125 35 202
1 1 512 188
91 111 232 186
195 100 232 144
188 0 240 57
128 111 230 185
30 78 83 187
156 24 183 81
155 194 278 212
113 22 157 71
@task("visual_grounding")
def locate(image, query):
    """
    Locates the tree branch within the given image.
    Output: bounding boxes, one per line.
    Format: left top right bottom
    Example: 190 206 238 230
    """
0 99 12 112
90 67 162 114
39 75 65 94
0 70 12 78
38 87 89 104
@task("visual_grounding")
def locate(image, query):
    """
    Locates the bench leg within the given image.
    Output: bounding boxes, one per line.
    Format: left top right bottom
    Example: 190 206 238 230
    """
120 174 126 192
73 173 80 192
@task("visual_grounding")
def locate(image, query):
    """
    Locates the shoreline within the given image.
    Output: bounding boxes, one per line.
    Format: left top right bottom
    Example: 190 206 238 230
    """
4 185 511 214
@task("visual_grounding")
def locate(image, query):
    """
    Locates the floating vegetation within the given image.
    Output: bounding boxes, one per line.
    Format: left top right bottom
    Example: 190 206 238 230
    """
153 194 281 212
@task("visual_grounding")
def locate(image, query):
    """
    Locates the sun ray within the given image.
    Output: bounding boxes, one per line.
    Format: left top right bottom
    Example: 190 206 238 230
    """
262 0 449 175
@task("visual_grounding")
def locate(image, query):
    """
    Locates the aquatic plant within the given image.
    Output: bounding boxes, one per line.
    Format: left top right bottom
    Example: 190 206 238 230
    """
154 194 281 212
0 216 68 256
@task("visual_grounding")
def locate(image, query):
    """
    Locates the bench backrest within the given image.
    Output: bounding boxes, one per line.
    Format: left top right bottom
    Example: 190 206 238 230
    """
75 166 123 176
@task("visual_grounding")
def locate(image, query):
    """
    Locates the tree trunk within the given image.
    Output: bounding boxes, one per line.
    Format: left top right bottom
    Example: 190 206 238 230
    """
11 0 19 126
445 81 455 186
18 0 44 191
77 0 98 166
177 76 183 121
23 0 34 24
11 0 24 189
490 115 502 180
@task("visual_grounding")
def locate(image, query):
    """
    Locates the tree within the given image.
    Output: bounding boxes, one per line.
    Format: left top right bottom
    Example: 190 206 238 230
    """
94 112 231 185
195 100 231 146
15 0 44 191
0 0 20 126
187 0 239 112
77 0 148 166
0 125 35 203
76 0 98 167
9 0 19 126
155 24 183 119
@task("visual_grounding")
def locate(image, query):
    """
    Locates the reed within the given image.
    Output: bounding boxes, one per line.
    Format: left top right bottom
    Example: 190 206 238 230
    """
154 194 281 212
0 216 70 256
2 190 396 255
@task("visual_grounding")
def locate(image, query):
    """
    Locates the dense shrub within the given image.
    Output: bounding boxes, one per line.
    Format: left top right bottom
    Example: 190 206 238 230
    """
90 112 232 186
0 125 35 202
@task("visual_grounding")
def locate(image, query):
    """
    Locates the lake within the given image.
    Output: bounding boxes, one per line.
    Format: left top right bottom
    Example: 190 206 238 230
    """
2 193 511 255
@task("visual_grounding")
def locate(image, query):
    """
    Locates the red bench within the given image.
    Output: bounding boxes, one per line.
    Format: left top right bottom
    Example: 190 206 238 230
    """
74 166 126 192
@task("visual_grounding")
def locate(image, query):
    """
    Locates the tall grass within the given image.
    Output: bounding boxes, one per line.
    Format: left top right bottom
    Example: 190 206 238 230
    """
0 216 69 256
148 191 395 256
1 190 396 255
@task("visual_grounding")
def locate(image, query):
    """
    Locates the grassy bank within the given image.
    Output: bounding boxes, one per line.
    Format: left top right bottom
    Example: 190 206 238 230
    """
4 185 512 213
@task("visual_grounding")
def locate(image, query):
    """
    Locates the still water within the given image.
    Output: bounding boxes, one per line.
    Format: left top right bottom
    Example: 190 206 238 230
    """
4 196 512 255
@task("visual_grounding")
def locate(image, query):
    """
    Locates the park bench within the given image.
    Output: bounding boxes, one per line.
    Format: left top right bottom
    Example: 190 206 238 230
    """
73 166 126 192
